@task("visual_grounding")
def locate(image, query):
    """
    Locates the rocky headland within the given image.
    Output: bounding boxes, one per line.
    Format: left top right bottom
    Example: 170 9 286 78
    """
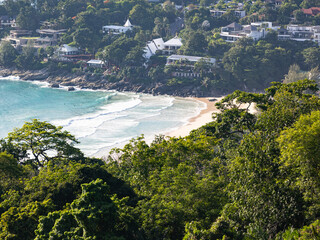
0 68 224 97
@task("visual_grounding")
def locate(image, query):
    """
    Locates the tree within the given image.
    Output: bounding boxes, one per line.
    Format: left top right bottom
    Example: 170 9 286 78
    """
107 135 226 240
16 6 39 30
300 0 320 8
35 179 141 239
57 0 87 19
179 31 208 56
222 39 291 90
3 0 27 17
283 64 308 84
184 8 211 30
129 4 154 30
0 200 55 240
0 152 23 194
277 110 320 219
302 47 320 70
21 159 136 209
45 46 55 58
187 31 207 54
153 17 169 38
3 119 83 167
71 179 120 239
293 9 307 23
15 41 38 69
73 27 100 53
74 10 101 33
224 131 305 239
125 45 145 66
103 36 138 66
0 41 17 67
37 48 47 61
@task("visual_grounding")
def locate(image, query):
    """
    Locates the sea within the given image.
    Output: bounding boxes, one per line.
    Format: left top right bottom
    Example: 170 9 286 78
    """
0 77 205 157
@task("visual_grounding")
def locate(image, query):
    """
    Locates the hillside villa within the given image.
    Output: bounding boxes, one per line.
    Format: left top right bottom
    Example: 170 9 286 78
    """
102 19 133 34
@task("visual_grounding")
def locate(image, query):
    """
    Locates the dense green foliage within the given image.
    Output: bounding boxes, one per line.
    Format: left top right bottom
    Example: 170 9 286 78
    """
1 80 320 239
1 0 320 94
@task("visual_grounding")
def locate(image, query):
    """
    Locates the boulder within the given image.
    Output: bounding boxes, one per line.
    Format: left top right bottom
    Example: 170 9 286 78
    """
51 83 59 88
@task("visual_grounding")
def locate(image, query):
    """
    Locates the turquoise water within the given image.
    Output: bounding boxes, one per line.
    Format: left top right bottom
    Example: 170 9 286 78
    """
0 78 204 156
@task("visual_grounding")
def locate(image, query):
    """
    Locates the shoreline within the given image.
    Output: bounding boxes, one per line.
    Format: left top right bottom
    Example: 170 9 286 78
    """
166 97 224 138
0 73 226 158
0 68 227 98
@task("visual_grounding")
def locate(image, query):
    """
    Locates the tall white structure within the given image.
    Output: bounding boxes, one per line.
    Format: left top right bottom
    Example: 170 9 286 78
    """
102 19 133 34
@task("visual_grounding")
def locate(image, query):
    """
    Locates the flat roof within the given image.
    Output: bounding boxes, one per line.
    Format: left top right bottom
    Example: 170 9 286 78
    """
167 55 215 63
37 29 66 34
87 59 104 64
103 25 131 30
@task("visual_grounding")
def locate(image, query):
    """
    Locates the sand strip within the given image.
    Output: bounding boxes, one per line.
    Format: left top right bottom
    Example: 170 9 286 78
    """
166 97 224 138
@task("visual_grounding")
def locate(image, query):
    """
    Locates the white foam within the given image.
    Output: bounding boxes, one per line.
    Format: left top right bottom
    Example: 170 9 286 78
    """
52 97 142 138
0 76 20 81
1 76 206 157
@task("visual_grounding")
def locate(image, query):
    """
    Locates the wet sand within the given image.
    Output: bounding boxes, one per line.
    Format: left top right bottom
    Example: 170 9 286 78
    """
166 97 224 137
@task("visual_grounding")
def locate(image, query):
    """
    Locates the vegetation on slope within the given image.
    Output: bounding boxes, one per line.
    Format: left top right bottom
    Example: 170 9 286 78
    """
1 79 320 239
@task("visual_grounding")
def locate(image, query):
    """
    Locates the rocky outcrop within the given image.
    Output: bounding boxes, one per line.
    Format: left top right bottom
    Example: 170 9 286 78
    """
0 68 225 97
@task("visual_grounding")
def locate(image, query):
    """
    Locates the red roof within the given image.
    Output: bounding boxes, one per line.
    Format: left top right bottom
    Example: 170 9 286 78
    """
302 7 320 16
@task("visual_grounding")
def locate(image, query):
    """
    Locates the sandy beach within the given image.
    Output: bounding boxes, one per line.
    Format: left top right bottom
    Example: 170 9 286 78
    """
166 97 224 138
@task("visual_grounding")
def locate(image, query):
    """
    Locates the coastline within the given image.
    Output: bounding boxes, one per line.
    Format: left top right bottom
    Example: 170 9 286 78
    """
0 71 227 158
166 97 224 138
1 76 223 157
0 68 226 97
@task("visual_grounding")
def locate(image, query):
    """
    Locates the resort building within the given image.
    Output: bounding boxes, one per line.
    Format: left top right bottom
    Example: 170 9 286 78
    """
4 29 66 50
37 29 66 40
4 30 33 49
144 38 165 59
220 22 279 42
143 36 183 59
210 9 246 18
55 44 93 62
166 54 216 78
0 16 16 28
278 24 320 45
162 36 183 55
102 19 133 34
86 59 106 68
34 29 66 47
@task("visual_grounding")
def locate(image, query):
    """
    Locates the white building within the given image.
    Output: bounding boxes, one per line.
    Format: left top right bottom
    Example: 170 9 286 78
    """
277 24 320 45
220 22 278 42
144 38 165 59
87 59 106 68
166 55 215 65
166 55 216 78
58 44 79 56
102 19 133 35
163 36 183 55
143 36 183 59
210 9 246 19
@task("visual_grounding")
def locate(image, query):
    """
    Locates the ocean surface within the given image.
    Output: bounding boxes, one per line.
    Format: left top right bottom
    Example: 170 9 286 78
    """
0 77 205 157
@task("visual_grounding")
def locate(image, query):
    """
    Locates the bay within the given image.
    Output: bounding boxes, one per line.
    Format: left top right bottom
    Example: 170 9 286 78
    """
0 78 204 156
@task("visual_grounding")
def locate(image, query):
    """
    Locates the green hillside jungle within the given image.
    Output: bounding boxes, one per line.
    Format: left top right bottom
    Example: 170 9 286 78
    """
1 80 320 239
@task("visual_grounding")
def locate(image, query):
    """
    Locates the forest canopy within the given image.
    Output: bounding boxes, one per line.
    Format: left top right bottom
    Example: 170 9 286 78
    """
1 79 320 239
